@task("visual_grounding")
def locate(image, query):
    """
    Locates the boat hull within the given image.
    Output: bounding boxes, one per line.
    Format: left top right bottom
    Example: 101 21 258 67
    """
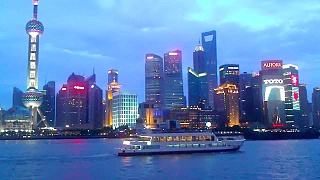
118 146 240 156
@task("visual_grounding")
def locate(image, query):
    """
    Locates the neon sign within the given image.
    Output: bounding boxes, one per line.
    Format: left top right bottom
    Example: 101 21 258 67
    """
263 79 283 84
168 52 178 56
74 86 85 90
262 61 282 69
291 74 298 87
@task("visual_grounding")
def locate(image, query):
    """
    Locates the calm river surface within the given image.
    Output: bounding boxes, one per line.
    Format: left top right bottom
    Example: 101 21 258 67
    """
0 138 320 179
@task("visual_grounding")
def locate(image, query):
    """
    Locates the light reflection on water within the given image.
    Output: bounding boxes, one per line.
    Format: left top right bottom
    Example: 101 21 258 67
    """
0 139 320 179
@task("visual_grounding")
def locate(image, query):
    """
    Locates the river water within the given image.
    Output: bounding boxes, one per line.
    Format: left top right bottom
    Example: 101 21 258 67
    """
0 138 319 179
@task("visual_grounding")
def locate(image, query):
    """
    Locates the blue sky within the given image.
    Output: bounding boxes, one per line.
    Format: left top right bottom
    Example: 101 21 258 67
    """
0 0 320 109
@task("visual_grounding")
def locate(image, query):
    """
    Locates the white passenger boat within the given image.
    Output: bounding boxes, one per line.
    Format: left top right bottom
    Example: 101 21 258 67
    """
117 132 245 156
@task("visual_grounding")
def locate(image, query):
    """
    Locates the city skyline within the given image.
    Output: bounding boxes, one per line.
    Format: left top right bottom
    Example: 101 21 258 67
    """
1 0 320 109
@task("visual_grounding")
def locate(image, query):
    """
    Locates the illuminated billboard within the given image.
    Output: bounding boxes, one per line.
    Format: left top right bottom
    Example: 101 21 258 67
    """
291 74 300 110
261 60 283 70
291 74 298 87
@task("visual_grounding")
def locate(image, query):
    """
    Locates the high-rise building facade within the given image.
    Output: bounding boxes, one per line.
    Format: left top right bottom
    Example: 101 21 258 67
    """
112 92 138 129
283 64 300 125
187 68 208 107
40 81 55 127
201 30 217 108
164 50 185 109
145 54 164 109
108 69 118 84
87 75 103 129
193 42 206 73
12 87 24 107
239 72 253 124
260 60 285 125
299 84 309 127
312 87 320 127
214 84 240 127
56 73 103 129
219 64 239 86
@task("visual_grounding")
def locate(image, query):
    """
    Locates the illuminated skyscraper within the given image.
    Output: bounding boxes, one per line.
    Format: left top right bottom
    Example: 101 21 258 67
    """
312 87 320 127
202 30 217 108
187 68 208 107
193 41 206 73
260 60 285 125
112 92 138 129
214 84 240 127
145 54 164 109
283 64 299 125
108 69 118 84
219 64 239 86
22 0 48 129
164 50 185 109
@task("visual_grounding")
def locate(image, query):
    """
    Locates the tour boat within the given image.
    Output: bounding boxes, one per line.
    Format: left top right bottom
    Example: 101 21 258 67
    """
117 132 245 156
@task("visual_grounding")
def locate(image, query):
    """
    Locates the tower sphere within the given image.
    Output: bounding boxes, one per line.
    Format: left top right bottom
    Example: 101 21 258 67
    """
26 20 44 35
22 88 43 108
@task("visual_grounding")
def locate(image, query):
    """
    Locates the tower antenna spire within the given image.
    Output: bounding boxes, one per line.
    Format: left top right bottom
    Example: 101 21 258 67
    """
33 0 39 20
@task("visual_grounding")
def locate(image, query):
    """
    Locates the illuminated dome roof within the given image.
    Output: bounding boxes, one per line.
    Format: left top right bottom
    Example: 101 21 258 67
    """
5 106 30 120
26 19 44 35
194 44 204 52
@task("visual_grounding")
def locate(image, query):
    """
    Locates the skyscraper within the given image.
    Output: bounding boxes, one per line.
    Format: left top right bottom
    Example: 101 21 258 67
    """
40 81 55 127
299 84 309 127
108 69 118 84
239 72 253 124
193 42 206 73
219 64 239 86
187 68 208 107
312 87 320 127
260 60 285 125
145 54 164 109
283 64 299 125
12 87 24 107
112 92 138 129
214 84 240 127
202 30 217 108
164 50 185 109
22 0 48 129
56 73 103 129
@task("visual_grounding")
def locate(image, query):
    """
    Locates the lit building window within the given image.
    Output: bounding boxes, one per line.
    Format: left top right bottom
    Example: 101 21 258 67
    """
30 62 36 69
30 80 35 87
31 37 36 42
31 44 36 51
30 53 36 60
30 71 35 78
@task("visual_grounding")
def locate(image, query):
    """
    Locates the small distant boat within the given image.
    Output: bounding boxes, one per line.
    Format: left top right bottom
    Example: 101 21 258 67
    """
117 132 245 156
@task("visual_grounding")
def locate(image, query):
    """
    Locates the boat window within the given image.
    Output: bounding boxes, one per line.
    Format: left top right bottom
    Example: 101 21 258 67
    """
192 144 199 148
167 136 173 142
153 137 160 142
199 136 205 141
200 144 206 148
226 138 234 140
206 136 211 141
180 136 186 142
160 137 166 142
186 136 192 141
187 144 192 148
180 144 186 148
173 144 179 148
217 138 223 141
144 145 160 149
167 144 173 148
139 137 151 141
211 136 215 141
192 136 199 141
209 143 218 147
173 136 180 142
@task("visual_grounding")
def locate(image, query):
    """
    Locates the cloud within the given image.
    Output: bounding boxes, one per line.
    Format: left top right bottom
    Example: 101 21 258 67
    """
43 43 114 61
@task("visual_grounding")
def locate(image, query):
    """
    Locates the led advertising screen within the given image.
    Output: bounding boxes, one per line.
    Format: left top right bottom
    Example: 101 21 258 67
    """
262 77 285 101
292 87 300 110
261 60 283 70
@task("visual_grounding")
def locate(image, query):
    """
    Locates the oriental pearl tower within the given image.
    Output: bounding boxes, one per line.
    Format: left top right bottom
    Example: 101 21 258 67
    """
22 0 48 129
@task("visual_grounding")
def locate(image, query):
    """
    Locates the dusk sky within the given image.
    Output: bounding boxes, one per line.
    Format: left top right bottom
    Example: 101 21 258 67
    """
0 0 320 109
